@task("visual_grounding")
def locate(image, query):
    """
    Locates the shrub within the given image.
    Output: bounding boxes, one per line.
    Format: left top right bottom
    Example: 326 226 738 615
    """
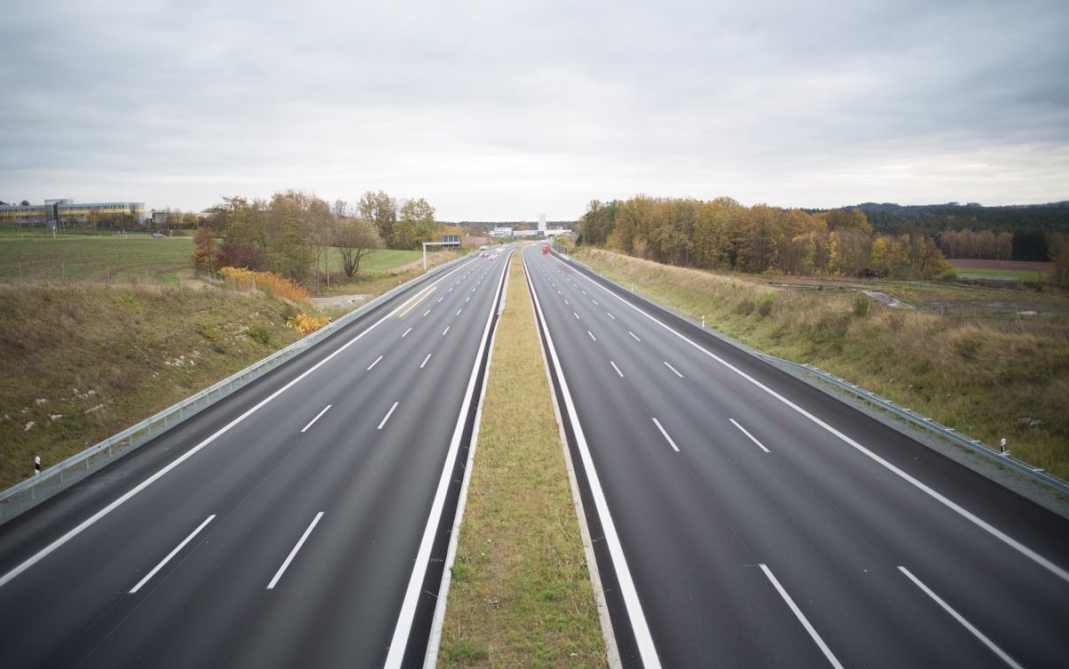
286 313 329 335
218 267 310 302
246 322 273 346
853 293 870 317
756 296 774 317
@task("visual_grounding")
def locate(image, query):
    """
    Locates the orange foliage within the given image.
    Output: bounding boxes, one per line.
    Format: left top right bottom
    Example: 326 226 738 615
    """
218 267 311 302
286 313 330 335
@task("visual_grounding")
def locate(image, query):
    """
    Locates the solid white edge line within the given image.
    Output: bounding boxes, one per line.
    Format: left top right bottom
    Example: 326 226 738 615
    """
898 566 1025 669
652 418 680 453
760 564 845 669
0 259 478 589
378 401 400 430
527 249 623 668
598 269 1069 586
423 250 513 667
267 511 325 590
528 255 662 667
730 418 771 453
129 514 216 594
300 405 332 433
384 249 513 669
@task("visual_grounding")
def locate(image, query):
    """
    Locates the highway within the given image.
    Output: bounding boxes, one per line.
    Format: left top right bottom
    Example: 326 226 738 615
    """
523 244 1069 668
0 250 511 668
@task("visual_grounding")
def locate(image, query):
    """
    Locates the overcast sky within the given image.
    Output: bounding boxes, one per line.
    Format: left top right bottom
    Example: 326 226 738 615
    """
2 0 1067 221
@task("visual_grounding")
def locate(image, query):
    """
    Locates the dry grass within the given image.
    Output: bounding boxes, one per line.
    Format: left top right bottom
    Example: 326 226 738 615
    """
0 283 304 489
575 248 1069 480
438 255 606 668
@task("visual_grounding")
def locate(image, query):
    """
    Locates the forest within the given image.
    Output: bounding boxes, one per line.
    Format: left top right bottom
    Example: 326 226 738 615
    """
576 196 1069 281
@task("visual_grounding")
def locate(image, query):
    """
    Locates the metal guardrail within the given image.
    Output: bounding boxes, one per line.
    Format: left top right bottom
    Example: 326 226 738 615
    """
553 250 1069 499
758 356 1069 497
0 254 469 524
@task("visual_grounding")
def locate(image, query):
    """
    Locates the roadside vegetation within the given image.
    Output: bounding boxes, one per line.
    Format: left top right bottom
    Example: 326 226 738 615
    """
569 246 1069 481
438 254 606 668
576 196 1069 285
0 283 305 489
0 228 448 490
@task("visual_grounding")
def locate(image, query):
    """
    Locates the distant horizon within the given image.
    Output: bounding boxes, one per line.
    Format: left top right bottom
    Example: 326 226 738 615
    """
3 195 1068 224
3 2 1066 225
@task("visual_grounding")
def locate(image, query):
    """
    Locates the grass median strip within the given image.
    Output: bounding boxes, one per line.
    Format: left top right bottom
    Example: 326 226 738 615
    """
438 253 606 667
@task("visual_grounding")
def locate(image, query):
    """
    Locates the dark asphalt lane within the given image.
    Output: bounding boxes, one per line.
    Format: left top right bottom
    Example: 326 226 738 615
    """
0 252 510 668
525 245 1069 669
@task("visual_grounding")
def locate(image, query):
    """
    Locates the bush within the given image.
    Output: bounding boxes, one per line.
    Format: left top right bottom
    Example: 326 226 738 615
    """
246 322 273 346
218 267 310 302
853 293 870 317
286 313 329 335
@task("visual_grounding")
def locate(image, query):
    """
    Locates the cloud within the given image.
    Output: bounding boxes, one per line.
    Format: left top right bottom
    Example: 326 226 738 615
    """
1 0 1067 219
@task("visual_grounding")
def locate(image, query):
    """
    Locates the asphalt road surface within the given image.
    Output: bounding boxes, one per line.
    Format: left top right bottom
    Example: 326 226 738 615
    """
523 244 1069 669
0 250 511 668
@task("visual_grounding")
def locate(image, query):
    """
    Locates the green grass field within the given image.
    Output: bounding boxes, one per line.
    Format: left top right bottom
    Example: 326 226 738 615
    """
952 268 1051 281
357 249 424 271
0 226 447 288
0 234 195 285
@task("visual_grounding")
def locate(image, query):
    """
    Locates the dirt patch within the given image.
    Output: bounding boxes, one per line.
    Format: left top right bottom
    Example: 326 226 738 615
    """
311 294 370 309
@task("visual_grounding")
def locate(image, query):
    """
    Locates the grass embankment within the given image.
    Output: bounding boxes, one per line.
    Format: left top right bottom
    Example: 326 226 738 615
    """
0 237 449 490
574 247 1069 481
438 255 606 667
0 284 307 489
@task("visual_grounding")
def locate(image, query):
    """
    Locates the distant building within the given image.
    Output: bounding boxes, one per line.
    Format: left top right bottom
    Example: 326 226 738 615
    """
0 199 146 227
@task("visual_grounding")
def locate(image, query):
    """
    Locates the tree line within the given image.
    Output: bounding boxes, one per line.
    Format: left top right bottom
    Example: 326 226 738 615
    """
192 190 455 287
577 196 949 279
859 202 1069 236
